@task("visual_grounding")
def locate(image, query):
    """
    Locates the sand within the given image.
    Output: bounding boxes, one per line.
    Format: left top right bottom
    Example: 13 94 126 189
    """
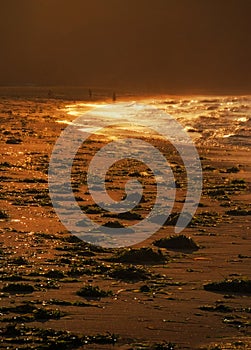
0 93 251 349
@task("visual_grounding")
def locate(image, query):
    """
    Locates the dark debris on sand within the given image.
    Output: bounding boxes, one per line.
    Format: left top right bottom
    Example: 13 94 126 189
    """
204 278 251 294
153 235 199 252
76 284 113 299
108 265 151 281
0 323 118 349
107 247 167 264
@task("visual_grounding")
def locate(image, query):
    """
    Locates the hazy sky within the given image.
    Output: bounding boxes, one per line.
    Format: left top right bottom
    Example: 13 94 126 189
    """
1 0 251 92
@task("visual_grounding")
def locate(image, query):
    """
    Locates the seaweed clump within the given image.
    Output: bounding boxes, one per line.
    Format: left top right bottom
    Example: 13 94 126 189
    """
9 256 29 265
108 265 150 281
2 283 34 294
154 235 199 252
0 210 8 219
204 278 251 294
130 342 176 350
44 269 65 279
109 247 166 264
0 324 118 348
76 284 113 298
2 306 64 323
199 304 233 312
226 208 251 216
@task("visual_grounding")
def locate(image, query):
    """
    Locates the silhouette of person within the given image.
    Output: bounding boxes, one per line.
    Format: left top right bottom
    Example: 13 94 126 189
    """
88 88 92 99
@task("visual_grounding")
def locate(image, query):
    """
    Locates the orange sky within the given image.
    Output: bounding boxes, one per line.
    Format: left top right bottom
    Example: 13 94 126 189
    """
1 0 251 93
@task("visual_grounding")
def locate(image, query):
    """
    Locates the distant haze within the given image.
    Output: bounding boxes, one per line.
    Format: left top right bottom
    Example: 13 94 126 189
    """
1 0 251 93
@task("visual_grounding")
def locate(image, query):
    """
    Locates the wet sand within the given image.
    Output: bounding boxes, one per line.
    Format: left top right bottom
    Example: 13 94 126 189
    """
0 94 251 349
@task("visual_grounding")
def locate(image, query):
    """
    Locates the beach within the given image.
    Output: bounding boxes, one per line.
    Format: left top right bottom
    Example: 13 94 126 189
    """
0 88 251 349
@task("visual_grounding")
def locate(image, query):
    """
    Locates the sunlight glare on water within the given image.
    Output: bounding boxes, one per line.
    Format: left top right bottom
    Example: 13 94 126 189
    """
58 96 251 148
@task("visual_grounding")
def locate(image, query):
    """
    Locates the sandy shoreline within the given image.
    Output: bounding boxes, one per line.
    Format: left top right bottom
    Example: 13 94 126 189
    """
0 96 251 349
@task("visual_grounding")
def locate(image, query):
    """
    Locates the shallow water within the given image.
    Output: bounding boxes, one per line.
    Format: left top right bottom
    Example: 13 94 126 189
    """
61 95 251 148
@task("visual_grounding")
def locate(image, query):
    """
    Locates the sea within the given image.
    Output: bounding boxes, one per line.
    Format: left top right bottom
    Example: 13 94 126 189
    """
61 94 251 149
1 86 250 148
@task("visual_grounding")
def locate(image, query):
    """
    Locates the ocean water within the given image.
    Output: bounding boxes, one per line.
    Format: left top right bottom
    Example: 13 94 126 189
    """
61 95 251 149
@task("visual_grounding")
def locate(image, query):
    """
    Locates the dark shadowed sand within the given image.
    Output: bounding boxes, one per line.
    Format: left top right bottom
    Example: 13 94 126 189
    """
0 90 251 349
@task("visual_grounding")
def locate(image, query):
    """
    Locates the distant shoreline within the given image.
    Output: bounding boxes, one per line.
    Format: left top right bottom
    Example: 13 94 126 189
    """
0 85 250 101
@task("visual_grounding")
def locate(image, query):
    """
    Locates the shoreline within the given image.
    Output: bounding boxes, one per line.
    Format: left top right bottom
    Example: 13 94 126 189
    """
0 85 251 102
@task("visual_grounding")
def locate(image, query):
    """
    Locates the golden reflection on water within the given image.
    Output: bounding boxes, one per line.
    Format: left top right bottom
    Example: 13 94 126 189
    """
57 96 251 147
